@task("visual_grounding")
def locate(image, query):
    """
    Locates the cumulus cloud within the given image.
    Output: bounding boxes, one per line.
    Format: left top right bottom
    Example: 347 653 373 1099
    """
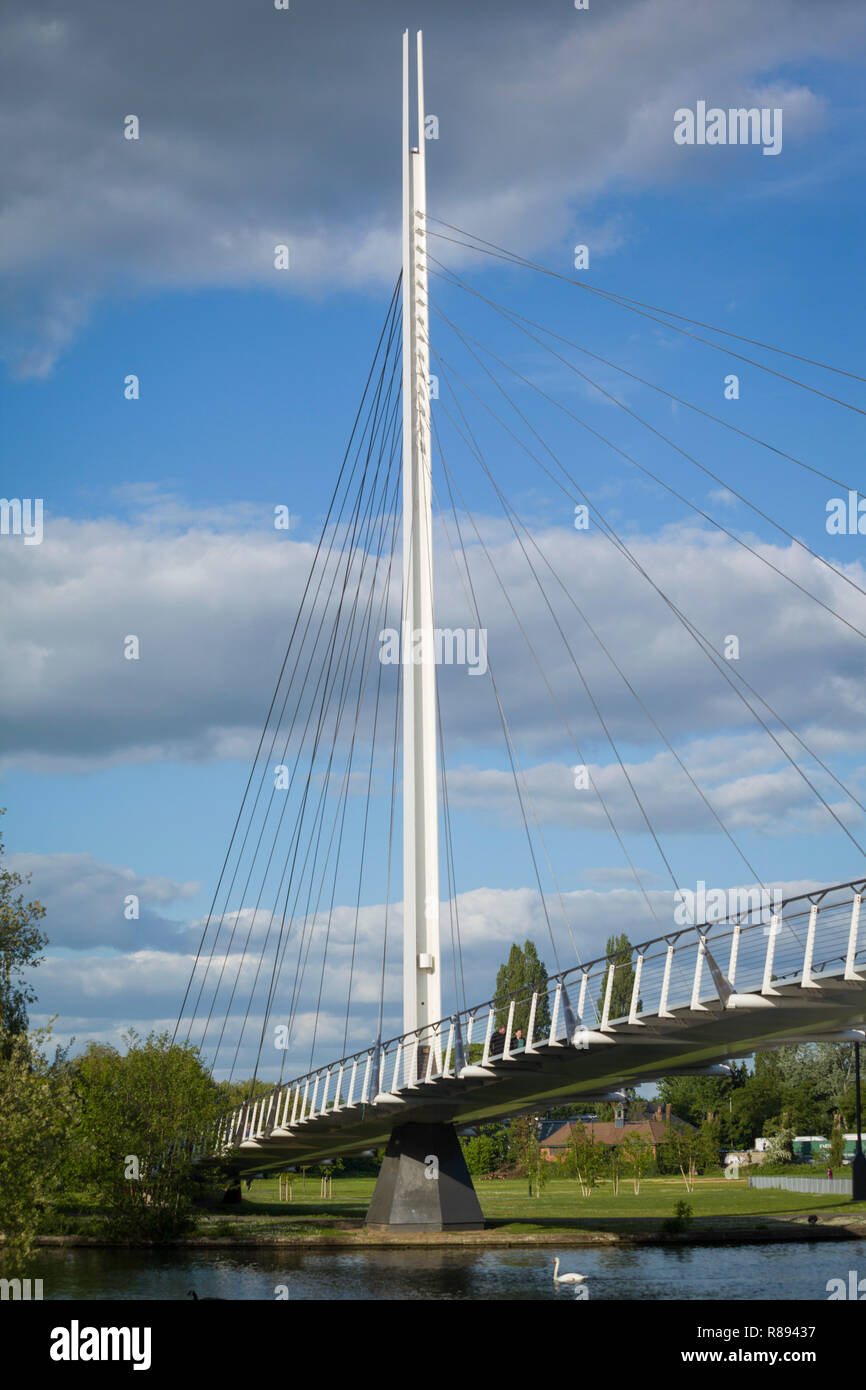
23 856 828 1078
2 0 861 372
3 505 866 803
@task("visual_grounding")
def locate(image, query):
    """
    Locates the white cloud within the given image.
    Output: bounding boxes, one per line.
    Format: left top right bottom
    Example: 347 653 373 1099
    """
1 0 862 372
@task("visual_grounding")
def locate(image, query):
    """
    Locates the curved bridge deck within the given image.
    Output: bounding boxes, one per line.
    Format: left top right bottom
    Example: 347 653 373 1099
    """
208 880 866 1173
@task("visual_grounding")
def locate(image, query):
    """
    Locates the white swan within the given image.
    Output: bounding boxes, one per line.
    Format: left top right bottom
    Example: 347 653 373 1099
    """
552 1257 587 1285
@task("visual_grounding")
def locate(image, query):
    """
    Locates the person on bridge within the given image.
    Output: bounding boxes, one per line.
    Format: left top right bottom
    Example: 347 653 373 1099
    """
490 1025 507 1057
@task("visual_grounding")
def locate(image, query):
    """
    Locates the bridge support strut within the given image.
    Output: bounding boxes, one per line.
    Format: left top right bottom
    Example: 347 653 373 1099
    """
365 1123 485 1232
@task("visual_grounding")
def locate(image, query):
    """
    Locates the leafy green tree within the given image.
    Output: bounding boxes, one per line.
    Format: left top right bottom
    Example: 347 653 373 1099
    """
621 1131 653 1194
0 1026 77 1270
563 1121 605 1196
657 1126 700 1189
0 813 48 1047
603 933 636 1020
494 940 551 1039
461 1125 507 1177
508 1116 549 1196
764 1117 795 1166
68 1030 224 1239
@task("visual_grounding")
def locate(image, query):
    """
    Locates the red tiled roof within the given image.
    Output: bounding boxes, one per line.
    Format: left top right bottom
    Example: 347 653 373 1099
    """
541 1118 691 1151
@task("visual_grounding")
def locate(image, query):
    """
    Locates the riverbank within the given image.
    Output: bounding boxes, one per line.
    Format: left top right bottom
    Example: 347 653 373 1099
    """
26 1175 866 1250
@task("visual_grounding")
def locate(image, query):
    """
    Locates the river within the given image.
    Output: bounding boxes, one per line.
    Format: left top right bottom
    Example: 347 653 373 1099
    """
20 1239 866 1300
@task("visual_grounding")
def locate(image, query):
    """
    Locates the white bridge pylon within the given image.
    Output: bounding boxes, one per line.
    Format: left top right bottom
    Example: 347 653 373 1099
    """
401 29 440 1048
212 880 866 1172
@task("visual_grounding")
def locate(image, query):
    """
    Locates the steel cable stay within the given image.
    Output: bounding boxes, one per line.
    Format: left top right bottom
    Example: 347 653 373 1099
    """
432 353 768 893
176 279 402 1046
429 337 866 831
433 369 785 993
253 461 404 1083
433 470 608 1020
424 216 866 385
267 456 403 1053
425 262 866 608
427 327 866 863
184 301 403 1049
434 438 670 940
200 388 402 1067
238 472 402 1087
423 257 861 498
202 364 403 1067
433 408 664 956
429 300 866 647
223 423 403 1083
433 452 598 975
422 219 866 415
431 444 664 941
247 488 399 1086
321 495 402 1063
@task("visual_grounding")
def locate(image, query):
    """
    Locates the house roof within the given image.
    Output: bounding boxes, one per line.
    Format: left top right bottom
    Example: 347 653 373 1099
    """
541 1117 692 1149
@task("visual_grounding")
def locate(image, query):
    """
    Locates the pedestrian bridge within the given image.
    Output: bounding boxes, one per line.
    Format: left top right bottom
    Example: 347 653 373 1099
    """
211 878 866 1174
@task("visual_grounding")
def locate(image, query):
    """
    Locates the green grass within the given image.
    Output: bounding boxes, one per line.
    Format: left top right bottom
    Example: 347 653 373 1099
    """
35 1175 866 1243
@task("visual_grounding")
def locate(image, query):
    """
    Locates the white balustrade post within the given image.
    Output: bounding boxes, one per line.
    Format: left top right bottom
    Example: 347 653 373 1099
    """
503 999 516 1059
802 904 819 988
762 915 782 996
526 992 538 1051
628 954 644 1025
727 924 741 988
659 944 675 1018
690 938 707 1011
845 894 864 981
548 983 562 1045
481 1008 494 1064
601 963 615 1031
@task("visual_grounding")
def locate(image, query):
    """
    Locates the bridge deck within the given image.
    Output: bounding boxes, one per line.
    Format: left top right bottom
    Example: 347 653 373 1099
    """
206 880 866 1173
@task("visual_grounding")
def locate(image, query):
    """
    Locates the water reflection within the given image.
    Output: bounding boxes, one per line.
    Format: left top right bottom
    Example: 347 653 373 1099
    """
19 1239 866 1301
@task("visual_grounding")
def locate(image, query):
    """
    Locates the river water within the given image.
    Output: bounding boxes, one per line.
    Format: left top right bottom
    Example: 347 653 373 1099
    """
22 1240 866 1300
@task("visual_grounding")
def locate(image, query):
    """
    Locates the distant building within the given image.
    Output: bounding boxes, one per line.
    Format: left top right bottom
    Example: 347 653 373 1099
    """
539 1105 693 1162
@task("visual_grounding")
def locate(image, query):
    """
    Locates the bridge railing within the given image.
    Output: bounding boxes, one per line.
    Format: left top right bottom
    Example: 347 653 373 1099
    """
216 877 866 1148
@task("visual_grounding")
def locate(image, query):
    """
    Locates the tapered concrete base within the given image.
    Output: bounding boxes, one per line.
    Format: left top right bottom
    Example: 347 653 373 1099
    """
365 1122 485 1231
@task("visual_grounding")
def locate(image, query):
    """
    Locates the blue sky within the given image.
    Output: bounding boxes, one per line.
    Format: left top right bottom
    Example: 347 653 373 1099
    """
2 0 866 1080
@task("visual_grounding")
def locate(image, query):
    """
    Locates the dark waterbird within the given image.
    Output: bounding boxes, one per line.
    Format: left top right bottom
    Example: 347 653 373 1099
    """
187 1289 228 1301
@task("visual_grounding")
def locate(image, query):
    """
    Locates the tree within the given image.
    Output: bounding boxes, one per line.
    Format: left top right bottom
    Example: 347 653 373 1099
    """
764 1117 795 1167
603 933 636 1020
563 1121 605 1197
657 1126 700 1190
0 1025 77 1270
621 1132 653 1195
509 1116 549 1196
68 1030 224 1239
829 1113 845 1170
494 940 551 1040
0 812 48 1047
461 1124 507 1177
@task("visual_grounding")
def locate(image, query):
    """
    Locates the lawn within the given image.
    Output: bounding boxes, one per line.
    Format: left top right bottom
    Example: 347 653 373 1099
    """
38 1175 866 1243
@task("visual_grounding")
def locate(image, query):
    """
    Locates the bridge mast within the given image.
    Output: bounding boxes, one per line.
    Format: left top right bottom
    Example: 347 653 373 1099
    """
402 29 441 1041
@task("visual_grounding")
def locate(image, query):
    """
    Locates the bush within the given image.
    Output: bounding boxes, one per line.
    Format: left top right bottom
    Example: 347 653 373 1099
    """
662 1199 694 1234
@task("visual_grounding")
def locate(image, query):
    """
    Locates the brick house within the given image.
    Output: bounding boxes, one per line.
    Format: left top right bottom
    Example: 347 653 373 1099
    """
539 1104 693 1161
